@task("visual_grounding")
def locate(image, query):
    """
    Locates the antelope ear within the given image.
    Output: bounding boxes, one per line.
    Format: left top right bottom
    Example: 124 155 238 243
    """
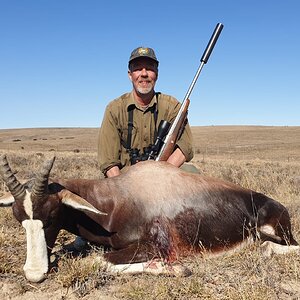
58 189 107 215
0 192 15 207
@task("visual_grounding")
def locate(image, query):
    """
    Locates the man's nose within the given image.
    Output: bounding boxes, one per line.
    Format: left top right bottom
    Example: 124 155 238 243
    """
140 68 148 76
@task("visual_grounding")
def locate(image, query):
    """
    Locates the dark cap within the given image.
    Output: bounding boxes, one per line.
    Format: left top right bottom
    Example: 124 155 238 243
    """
129 46 159 65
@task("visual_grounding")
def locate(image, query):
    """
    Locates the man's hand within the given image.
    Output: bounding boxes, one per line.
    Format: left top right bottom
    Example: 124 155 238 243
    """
166 147 186 167
106 166 121 178
106 148 185 178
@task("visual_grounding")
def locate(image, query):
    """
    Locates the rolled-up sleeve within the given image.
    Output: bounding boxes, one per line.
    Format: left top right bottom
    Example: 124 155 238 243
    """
165 98 194 162
176 121 194 162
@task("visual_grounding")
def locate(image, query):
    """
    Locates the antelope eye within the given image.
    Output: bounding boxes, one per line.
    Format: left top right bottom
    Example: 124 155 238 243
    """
43 217 53 229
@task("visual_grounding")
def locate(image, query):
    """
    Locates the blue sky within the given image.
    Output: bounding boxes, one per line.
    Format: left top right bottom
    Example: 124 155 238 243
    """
0 0 299 129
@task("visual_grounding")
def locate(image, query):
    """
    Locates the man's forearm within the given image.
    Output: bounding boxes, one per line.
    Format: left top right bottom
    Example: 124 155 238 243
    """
166 147 186 167
105 148 186 177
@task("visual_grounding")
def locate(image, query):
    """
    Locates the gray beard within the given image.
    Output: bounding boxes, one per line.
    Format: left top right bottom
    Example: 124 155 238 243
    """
137 86 153 95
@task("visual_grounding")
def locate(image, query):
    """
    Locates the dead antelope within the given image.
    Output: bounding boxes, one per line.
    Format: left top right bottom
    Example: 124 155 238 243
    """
0 155 298 283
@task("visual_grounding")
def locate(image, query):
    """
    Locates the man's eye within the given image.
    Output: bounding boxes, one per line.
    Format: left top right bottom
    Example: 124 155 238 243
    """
133 67 143 71
133 67 154 72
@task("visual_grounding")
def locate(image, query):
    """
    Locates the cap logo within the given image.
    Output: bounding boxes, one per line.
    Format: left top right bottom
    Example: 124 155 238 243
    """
138 47 149 55
129 47 158 65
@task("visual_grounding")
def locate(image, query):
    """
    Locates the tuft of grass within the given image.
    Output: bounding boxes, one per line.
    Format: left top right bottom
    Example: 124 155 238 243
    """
0 209 26 276
195 159 299 205
54 247 114 297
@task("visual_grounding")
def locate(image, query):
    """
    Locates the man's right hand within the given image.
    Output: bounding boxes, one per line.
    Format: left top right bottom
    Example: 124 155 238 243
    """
106 165 121 178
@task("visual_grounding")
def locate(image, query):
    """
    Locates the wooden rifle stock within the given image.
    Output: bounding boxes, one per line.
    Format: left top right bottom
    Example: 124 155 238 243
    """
155 23 223 162
155 99 190 161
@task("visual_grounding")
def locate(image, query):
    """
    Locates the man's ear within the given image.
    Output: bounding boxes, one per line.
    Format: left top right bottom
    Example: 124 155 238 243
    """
128 70 133 82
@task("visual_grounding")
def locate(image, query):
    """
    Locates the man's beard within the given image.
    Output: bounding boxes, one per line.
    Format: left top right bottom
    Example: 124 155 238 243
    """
136 82 155 95
137 86 153 95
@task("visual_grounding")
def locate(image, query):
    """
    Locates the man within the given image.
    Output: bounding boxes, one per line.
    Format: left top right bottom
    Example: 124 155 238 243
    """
71 47 195 251
98 46 194 177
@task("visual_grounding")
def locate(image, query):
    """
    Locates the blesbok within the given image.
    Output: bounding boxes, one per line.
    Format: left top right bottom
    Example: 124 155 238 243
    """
0 155 299 283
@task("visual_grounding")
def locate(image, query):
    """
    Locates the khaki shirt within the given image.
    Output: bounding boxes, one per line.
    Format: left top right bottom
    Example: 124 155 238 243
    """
98 91 194 174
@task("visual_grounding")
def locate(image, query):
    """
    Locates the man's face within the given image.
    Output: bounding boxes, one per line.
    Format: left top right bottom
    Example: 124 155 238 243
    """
128 57 158 96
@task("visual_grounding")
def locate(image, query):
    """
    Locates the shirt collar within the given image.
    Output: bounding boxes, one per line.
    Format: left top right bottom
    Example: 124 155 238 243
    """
127 91 158 111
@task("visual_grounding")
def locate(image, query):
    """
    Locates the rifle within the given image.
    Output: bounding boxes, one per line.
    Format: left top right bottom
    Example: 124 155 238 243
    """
153 23 224 161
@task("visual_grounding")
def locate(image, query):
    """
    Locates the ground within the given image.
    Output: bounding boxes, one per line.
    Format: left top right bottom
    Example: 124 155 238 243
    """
0 126 299 299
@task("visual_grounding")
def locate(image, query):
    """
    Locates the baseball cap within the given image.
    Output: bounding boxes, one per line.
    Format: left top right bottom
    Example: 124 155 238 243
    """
128 47 159 65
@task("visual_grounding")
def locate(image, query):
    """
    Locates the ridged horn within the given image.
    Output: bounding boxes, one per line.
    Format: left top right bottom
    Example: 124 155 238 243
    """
0 155 26 200
31 156 56 202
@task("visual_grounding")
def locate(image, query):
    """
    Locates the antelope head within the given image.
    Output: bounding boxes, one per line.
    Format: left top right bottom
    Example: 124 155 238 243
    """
0 155 104 282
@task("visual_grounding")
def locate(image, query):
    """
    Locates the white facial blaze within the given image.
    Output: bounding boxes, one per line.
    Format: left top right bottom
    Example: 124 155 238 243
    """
22 219 48 282
23 190 33 219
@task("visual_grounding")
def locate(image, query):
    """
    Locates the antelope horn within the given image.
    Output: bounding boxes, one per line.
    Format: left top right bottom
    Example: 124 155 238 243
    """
31 156 56 201
0 155 26 200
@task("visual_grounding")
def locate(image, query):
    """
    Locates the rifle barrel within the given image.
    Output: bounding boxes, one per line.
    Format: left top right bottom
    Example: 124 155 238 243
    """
201 23 224 64
184 23 224 102
155 23 224 161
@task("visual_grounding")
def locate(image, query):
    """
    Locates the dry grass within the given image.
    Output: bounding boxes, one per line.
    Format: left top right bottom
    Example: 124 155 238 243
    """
0 126 299 299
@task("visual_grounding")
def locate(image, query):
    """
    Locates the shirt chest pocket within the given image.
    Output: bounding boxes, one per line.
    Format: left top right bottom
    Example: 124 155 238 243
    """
119 125 138 148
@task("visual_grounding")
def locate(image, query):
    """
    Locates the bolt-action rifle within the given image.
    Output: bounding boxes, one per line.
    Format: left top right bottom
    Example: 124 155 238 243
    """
148 23 224 162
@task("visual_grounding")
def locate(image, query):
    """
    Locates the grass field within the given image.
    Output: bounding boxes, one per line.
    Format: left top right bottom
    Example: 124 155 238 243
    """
0 126 299 299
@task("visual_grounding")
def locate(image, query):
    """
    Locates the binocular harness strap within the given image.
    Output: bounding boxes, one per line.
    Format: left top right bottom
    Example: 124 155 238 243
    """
125 93 159 151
